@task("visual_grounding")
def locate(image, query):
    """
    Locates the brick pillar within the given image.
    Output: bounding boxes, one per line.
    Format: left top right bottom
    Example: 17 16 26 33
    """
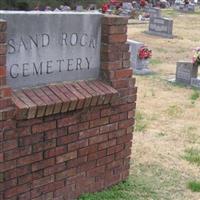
0 20 16 193
0 19 14 121
100 15 137 181
101 15 137 106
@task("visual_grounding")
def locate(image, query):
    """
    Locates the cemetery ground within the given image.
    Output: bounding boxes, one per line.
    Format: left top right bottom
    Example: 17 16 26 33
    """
79 8 200 200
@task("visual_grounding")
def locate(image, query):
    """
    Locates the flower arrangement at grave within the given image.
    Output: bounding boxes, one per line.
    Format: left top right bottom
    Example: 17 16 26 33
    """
192 47 200 66
138 46 152 60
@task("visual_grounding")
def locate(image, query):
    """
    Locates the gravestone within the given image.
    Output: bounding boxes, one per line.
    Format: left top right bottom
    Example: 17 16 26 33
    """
127 39 152 75
176 61 198 85
0 11 101 89
76 5 84 11
191 78 200 88
175 3 195 12
147 17 173 38
145 7 161 18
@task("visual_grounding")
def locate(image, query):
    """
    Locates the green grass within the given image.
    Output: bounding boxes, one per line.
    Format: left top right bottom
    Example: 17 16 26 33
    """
190 90 200 104
79 164 182 200
187 181 200 192
183 148 200 166
150 58 162 66
166 105 183 118
135 111 148 132
79 178 156 200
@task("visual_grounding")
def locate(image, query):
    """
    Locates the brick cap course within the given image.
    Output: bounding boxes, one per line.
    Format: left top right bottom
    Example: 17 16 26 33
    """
12 80 119 120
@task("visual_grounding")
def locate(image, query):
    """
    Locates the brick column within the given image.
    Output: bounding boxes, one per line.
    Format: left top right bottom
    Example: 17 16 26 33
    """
0 20 14 121
101 15 137 106
100 15 137 181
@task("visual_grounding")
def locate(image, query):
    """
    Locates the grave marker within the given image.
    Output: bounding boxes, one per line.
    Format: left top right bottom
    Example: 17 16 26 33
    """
176 61 198 85
147 17 173 38
127 39 152 75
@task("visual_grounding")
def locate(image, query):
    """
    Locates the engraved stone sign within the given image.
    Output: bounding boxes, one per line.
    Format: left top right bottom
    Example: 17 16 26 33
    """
176 61 198 85
147 17 173 38
0 11 102 89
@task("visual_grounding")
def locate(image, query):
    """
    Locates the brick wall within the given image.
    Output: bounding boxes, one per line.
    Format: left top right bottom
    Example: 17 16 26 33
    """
0 15 137 200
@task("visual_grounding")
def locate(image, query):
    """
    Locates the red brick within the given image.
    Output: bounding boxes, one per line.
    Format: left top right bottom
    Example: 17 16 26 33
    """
90 117 109 128
2 139 17 151
0 152 3 162
79 144 98 156
18 134 44 147
18 170 43 185
102 34 127 43
107 144 124 155
115 69 132 79
44 146 66 158
18 191 31 200
106 159 123 170
68 122 89 134
89 134 108 145
31 180 64 199
17 152 43 167
3 129 18 141
55 168 76 181
56 151 77 163
0 86 12 98
0 44 6 55
32 175 54 188
4 146 32 161
67 156 87 168
77 160 96 173
101 61 122 70
44 163 66 176
4 165 30 180
102 25 127 34
79 127 99 139
109 129 126 139
102 15 128 25
115 148 131 160
32 121 56 134
88 149 107 161
33 139 56 153
100 123 118 134
32 158 55 172
87 166 105 177
118 119 134 129
4 183 30 198
0 66 6 76
57 115 79 128
16 118 42 127
68 139 88 151
97 154 115 166
57 134 78 145
0 178 17 192
98 139 116 150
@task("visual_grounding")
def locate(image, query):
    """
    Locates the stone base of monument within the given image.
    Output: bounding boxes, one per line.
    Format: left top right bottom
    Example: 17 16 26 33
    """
145 30 173 39
134 60 152 75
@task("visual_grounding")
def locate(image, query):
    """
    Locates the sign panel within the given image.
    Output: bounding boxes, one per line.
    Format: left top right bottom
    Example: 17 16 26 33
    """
0 11 102 89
